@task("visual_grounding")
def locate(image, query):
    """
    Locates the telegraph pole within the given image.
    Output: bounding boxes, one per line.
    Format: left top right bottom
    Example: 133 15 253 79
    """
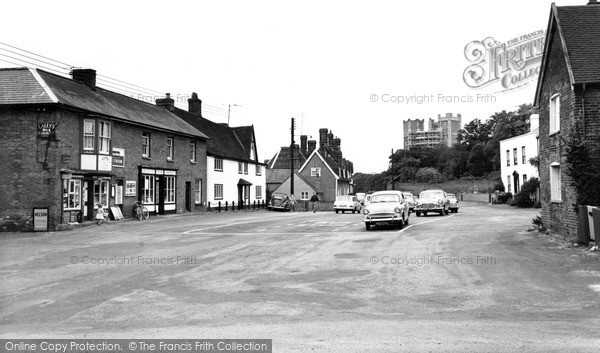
290 117 295 196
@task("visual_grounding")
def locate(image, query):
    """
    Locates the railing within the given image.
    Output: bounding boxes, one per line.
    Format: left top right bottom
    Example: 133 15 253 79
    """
207 200 267 212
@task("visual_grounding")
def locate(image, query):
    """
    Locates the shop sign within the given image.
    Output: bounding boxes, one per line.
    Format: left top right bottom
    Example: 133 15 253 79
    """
33 208 49 231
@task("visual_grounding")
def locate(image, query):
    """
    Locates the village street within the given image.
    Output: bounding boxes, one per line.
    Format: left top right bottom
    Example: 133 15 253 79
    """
1 204 599 352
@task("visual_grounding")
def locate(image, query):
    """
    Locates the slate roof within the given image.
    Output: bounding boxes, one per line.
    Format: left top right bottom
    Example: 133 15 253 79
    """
0 68 53 104
535 3 600 104
0 68 208 139
173 107 257 163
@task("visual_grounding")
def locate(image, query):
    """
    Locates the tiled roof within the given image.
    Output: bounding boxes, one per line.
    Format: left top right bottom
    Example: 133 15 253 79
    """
232 126 255 159
555 5 600 83
0 68 53 104
266 169 291 184
173 107 254 162
0 68 208 139
267 146 309 169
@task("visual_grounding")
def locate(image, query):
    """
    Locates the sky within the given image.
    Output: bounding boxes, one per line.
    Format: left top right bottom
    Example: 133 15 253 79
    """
0 0 587 173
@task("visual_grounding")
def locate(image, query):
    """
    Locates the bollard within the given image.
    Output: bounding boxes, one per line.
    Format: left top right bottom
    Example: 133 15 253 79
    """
208 201 211 212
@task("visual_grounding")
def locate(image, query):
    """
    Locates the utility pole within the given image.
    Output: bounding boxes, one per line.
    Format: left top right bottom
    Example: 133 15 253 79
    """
227 104 241 125
290 117 295 196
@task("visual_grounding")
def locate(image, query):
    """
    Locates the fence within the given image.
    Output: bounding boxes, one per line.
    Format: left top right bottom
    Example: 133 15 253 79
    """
207 200 267 212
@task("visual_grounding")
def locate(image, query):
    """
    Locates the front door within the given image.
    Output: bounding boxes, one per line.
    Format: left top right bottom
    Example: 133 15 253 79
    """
513 171 520 194
185 181 192 212
155 176 165 215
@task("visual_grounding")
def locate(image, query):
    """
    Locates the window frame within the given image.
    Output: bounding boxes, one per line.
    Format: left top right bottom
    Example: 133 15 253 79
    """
214 184 224 200
98 121 111 155
506 150 510 167
255 164 262 176
83 119 95 152
255 185 262 199
194 179 202 204
214 158 223 172
164 176 176 203
238 161 243 174
311 167 321 177
522 146 526 165
166 137 174 161
549 94 560 135
513 148 518 165
190 141 196 163
301 191 309 200
64 179 82 210
142 132 151 158
550 163 562 202
244 162 248 175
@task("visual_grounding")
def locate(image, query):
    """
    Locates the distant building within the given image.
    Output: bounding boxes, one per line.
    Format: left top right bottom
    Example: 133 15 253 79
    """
403 113 462 150
534 1 600 239
267 128 354 203
499 115 540 194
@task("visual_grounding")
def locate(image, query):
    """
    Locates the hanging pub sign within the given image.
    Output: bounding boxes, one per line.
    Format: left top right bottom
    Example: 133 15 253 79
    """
37 122 56 138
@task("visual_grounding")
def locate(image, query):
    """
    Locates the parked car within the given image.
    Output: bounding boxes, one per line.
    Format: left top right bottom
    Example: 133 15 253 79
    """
402 192 416 213
333 195 361 213
268 193 293 212
356 192 366 205
414 189 450 216
447 193 459 213
362 190 410 230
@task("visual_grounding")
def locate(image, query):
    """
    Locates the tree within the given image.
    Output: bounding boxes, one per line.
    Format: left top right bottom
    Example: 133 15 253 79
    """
457 118 492 149
467 143 489 177
415 167 442 183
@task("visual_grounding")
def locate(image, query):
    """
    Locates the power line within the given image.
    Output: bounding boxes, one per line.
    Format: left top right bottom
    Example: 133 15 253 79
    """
0 53 68 76
0 41 74 68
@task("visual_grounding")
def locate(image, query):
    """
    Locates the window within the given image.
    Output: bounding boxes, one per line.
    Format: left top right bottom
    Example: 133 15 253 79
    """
165 176 175 203
550 163 561 202
214 184 223 200
143 175 155 203
256 164 262 176
523 174 528 184
244 162 248 174
94 180 109 208
301 191 309 200
513 148 518 165
507 176 511 194
311 167 321 177
99 121 111 154
238 162 243 174
142 132 151 157
167 137 174 160
506 150 510 166
549 94 560 134
214 158 223 171
64 179 81 210
83 120 95 151
256 185 262 199
522 146 526 164
190 141 196 163
195 179 202 204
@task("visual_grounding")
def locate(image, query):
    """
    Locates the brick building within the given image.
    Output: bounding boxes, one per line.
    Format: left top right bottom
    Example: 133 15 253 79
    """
267 128 354 204
534 1 600 239
0 68 208 231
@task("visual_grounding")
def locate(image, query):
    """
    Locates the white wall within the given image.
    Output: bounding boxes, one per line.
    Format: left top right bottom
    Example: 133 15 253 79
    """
499 129 539 193
206 156 266 204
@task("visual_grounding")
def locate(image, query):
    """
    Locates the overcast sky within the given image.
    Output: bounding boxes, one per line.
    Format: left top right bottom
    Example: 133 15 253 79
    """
0 0 587 173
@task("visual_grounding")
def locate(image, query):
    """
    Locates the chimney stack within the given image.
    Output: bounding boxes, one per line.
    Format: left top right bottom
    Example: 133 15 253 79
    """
156 93 175 111
188 92 202 117
300 135 308 154
327 131 334 146
319 128 328 151
307 140 317 154
71 68 96 90
588 0 598 5
530 114 540 131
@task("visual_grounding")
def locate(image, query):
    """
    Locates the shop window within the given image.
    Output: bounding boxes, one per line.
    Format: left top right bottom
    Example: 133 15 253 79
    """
64 179 81 210
94 180 109 208
165 176 176 203
143 175 155 203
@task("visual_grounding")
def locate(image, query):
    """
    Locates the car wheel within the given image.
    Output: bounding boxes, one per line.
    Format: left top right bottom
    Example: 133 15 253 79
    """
335 210 339 214
397 219 403 230
416 211 421 217
365 223 371 231
439 210 445 216
342 210 345 214
455 209 459 213
423 212 428 216
445 208 449 215
404 214 409 225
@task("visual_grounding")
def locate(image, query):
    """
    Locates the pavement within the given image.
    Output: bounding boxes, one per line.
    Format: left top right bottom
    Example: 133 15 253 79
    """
1 204 599 352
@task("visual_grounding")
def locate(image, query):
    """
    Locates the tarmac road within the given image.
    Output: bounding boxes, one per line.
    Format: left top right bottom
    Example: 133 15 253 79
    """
1 204 599 352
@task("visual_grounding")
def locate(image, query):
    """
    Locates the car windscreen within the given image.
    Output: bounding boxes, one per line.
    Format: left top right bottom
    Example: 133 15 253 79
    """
419 192 444 199
370 194 401 203
447 194 456 199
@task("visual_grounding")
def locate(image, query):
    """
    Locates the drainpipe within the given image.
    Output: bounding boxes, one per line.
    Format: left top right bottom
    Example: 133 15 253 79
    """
582 83 586 140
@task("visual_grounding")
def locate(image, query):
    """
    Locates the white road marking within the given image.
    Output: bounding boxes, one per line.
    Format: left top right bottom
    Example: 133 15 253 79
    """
183 215 304 234
332 226 349 232
398 214 458 233
589 284 600 293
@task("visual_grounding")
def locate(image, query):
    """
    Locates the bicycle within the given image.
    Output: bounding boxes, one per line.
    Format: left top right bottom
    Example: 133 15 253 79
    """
135 201 149 221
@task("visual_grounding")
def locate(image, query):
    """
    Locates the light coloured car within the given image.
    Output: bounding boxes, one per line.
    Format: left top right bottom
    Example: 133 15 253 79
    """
333 195 361 214
402 192 416 213
362 190 410 230
414 189 450 217
363 193 373 206
355 192 366 205
447 193 459 213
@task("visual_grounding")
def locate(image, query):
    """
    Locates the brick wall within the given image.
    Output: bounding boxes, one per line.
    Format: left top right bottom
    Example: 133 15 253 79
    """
537 27 600 240
0 105 208 231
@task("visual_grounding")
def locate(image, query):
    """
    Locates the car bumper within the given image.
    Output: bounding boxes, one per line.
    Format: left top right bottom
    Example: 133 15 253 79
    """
415 205 445 212
334 206 356 211
362 213 403 223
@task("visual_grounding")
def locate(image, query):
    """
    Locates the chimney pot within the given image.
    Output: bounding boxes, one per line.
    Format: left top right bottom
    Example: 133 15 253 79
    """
300 135 308 154
156 93 175 111
71 68 96 90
